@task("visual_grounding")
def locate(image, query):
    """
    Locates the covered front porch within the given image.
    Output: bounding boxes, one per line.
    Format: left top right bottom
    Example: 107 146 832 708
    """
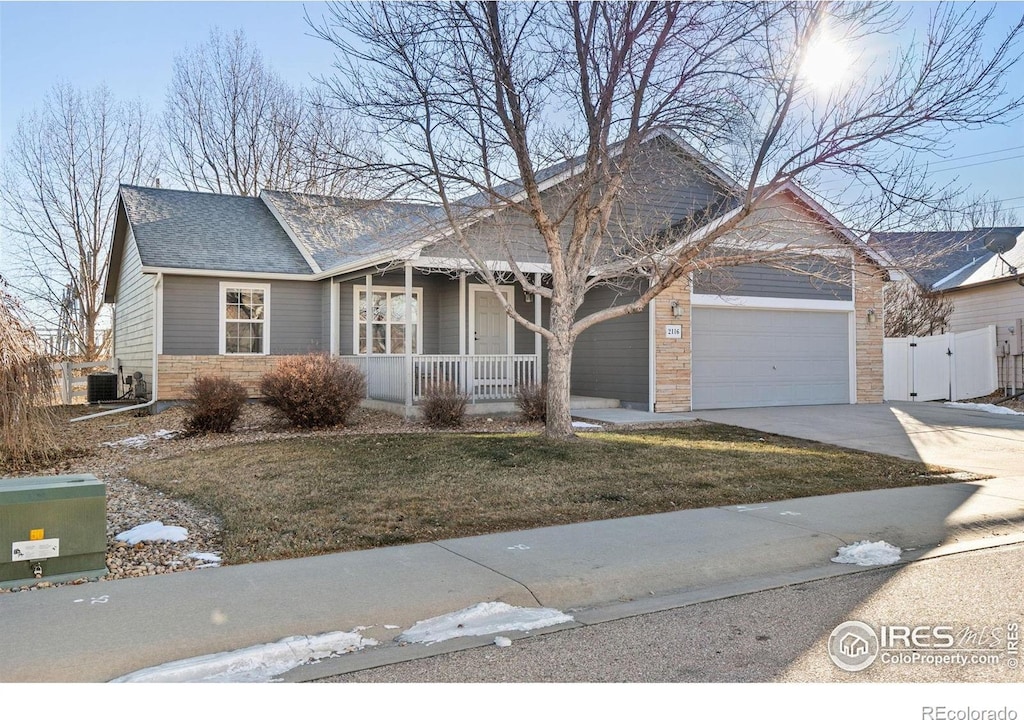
330 261 550 411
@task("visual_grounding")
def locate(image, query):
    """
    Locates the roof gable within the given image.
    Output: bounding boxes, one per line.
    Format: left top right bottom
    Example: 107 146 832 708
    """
119 185 315 275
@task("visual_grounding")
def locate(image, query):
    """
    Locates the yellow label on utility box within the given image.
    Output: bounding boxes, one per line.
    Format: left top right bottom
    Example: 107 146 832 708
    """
29 529 44 541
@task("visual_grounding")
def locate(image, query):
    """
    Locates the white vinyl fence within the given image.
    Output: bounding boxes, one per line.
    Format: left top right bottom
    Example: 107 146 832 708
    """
883 326 997 402
51 360 115 404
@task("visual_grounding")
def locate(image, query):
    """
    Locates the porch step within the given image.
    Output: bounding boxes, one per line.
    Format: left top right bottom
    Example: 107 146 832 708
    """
569 395 622 410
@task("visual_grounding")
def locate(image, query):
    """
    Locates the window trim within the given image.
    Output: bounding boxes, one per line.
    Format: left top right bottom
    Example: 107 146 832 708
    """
352 285 423 355
219 281 271 356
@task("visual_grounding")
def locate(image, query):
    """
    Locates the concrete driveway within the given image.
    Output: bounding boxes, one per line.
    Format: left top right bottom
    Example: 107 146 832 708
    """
693 401 1024 477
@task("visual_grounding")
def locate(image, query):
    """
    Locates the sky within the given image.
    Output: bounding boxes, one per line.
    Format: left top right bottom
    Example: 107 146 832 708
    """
1 1 1023 212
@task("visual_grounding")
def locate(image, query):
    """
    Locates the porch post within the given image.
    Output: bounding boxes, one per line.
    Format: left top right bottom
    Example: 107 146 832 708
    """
458 272 467 355
364 273 373 400
329 277 339 356
364 274 373 356
404 262 413 416
533 272 542 385
459 272 469 397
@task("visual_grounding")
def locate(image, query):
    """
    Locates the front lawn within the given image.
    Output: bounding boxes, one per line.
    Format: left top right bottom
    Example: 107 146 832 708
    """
124 423 955 564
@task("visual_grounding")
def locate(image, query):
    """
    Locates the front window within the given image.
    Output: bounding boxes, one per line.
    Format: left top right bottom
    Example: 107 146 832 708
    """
355 287 421 354
221 283 269 354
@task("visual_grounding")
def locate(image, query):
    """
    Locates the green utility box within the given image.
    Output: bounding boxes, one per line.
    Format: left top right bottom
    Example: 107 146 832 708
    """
0 474 107 589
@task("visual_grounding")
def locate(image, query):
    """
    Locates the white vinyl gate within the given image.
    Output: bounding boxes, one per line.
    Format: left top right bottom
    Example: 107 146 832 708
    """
883 326 997 402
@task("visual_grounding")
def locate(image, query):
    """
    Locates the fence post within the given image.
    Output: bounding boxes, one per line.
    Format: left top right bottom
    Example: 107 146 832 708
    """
61 361 72 405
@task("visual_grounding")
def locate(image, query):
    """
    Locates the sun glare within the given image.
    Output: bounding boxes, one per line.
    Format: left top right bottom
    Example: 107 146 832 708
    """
801 32 854 91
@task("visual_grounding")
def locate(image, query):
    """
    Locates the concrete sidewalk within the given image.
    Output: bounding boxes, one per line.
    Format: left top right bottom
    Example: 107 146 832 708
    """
3 473 1024 683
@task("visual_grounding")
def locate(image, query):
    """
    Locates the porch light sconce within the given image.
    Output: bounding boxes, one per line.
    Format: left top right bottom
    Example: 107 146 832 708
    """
867 308 876 323
670 300 683 318
524 289 533 303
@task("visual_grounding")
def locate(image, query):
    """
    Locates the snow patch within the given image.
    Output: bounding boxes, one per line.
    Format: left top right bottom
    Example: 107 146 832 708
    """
397 602 574 645
110 631 376 683
571 421 602 429
944 402 1023 416
187 552 221 568
102 429 179 448
832 540 902 567
116 521 188 543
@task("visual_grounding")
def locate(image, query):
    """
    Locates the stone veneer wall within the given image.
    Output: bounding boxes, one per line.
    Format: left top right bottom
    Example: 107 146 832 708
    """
854 257 886 403
157 355 295 400
653 283 692 412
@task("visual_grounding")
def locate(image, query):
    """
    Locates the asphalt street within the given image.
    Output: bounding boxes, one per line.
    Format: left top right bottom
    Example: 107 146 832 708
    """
323 542 1024 684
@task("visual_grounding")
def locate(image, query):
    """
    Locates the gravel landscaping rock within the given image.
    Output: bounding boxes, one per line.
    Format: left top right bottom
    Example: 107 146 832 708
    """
1 402 543 594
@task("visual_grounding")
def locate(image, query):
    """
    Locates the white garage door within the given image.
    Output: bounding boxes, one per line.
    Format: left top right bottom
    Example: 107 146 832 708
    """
691 308 851 410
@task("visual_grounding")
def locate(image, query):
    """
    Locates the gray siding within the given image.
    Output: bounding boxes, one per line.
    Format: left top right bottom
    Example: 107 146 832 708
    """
162 276 324 355
424 137 724 264
693 264 852 301
571 285 649 406
437 280 461 354
112 228 155 381
272 281 325 354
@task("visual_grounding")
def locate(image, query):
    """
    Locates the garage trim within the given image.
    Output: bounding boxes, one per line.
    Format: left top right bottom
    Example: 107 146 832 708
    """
690 293 854 312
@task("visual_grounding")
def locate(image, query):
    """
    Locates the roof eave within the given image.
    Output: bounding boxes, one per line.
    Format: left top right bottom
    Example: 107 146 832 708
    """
103 190 130 304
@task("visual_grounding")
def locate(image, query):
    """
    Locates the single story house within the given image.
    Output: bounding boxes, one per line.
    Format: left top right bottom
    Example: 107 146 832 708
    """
103 132 891 414
872 227 1024 390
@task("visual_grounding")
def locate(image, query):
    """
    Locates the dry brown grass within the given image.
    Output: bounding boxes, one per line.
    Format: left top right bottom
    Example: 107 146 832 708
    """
1 280 59 469
124 423 954 565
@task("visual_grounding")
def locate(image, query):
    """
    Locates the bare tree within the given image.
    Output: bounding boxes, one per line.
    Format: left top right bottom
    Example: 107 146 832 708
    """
0 83 159 361
884 281 953 338
910 192 1024 231
312 1 1024 437
165 28 371 197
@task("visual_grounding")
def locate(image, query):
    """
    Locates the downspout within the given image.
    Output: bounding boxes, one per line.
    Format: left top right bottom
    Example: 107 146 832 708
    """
71 272 162 422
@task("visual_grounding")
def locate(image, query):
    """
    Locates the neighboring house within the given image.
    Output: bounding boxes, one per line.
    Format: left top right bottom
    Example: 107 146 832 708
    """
103 132 891 415
873 228 1024 389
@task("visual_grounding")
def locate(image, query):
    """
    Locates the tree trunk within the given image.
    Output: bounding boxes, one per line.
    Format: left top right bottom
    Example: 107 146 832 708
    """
544 302 576 439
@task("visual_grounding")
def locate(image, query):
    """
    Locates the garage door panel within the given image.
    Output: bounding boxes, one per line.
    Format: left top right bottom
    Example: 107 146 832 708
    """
691 308 850 410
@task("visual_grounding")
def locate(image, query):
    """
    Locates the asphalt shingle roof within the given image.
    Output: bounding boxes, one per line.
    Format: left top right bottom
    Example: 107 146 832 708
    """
260 190 443 271
870 228 1024 290
120 185 314 275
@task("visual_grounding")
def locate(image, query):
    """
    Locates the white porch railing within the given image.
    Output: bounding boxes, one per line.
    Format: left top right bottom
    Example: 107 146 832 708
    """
342 354 540 404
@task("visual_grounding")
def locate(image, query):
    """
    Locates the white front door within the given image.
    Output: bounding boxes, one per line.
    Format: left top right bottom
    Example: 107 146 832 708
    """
471 287 512 355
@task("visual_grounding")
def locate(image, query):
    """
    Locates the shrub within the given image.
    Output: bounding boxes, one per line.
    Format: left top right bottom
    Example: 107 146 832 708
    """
421 382 469 428
260 354 366 428
183 375 248 433
516 383 547 422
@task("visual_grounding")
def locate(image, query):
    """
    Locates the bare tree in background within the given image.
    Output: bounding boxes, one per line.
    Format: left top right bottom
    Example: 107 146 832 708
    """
312 1 1024 437
165 28 371 197
917 193 1023 231
884 282 953 338
0 83 159 361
